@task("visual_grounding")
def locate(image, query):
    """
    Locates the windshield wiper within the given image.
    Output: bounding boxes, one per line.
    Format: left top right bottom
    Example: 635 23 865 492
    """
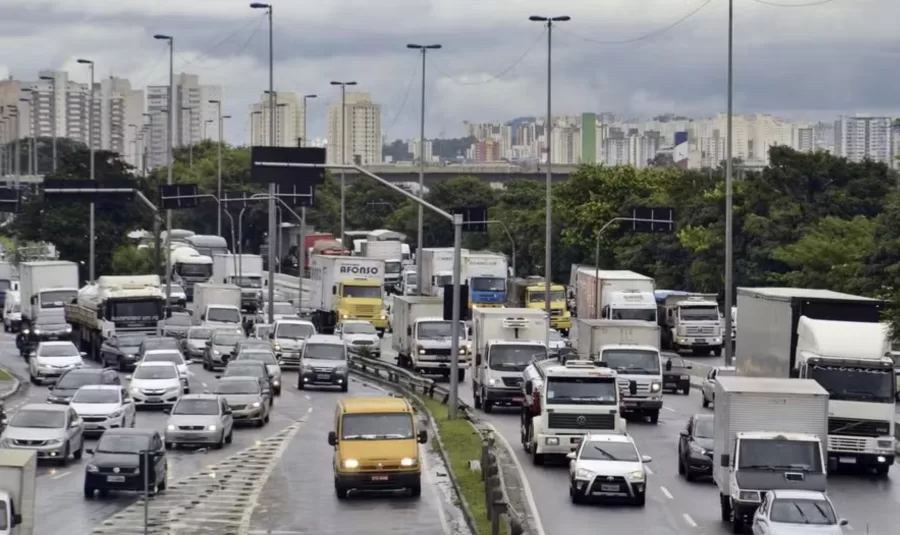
793 503 811 524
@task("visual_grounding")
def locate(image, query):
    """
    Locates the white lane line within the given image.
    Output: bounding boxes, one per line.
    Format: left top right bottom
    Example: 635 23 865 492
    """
307 406 312 413
482 421 547 535
304 395 310 400
644 465 654 475
663 406 676 412
659 486 674 500
683 514 698 527
50 471 70 480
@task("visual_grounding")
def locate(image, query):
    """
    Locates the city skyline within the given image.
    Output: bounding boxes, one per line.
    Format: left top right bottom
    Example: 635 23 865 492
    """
1 0 897 147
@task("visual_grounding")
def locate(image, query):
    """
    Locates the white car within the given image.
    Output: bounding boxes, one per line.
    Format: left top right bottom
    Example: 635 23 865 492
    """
70 385 136 435
28 341 85 385
127 361 183 409
752 489 848 535
335 320 380 357
548 329 569 355
567 433 652 506
701 365 736 408
258 301 298 324
142 349 191 393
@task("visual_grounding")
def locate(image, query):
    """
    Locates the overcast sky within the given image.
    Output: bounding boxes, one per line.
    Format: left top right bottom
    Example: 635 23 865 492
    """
0 0 896 145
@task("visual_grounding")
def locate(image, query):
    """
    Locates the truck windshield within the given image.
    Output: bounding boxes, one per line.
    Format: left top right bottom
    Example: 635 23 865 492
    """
405 273 417 285
679 305 719 321
0 280 10 291
435 274 452 287
0 499 7 530
196 246 228 258
207 307 240 323
546 377 617 405
110 300 162 322
600 349 661 375
529 290 566 302
385 262 402 274
341 413 413 440
610 308 656 322
809 364 895 404
417 321 467 339
40 290 76 308
471 277 505 292
176 263 212 278
489 345 544 372
738 439 822 472
235 276 262 288
342 286 382 299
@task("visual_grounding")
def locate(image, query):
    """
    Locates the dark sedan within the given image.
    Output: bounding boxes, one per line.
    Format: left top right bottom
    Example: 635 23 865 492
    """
662 356 693 395
678 414 714 481
218 361 273 406
100 334 144 371
83 428 168 498
203 330 244 371
47 368 120 404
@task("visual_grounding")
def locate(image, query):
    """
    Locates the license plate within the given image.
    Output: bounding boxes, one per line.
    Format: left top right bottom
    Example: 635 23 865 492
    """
600 484 619 492
839 456 857 464
696 339 707 344
316 374 330 380
147 397 161 403
623 401 637 407
107 476 125 483
371 475 388 481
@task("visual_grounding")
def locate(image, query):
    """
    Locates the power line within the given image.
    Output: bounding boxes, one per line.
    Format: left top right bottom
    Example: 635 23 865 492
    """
748 0 837 6
432 29 547 86
130 47 170 89
174 15 267 69
385 59 421 131
558 0 713 45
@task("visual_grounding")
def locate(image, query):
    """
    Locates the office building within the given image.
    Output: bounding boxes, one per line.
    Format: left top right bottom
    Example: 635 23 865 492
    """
326 92 382 165
146 73 222 168
249 92 305 147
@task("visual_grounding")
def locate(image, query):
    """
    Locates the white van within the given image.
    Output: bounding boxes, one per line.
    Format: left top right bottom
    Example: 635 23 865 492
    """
3 291 20 333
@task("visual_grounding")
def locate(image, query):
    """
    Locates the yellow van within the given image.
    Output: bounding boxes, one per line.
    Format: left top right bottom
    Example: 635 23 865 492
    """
328 396 428 498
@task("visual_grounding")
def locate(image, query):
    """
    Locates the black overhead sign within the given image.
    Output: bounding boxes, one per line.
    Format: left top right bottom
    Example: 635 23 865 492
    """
0 188 18 213
276 183 315 208
158 184 199 210
250 146 326 186
42 179 135 202
625 206 676 233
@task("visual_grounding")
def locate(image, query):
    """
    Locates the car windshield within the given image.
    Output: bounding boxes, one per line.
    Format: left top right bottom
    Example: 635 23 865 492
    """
238 351 278 365
10 409 65 429
143 338 178 351
600 349 661 375
488 345 543 372
172 284 185 293
117 335 143 348
173 399 219 415
770 498 837 525
225 365 265 378
304 344 345 361
40 290 76 308
341 413 414 440
207 307 241 323
276 323 314 339
417 321 467 339
549 331 563 342
694 418 714 438
213 333 243 346
143 352 184 365
343 323 376 335
166 315 192 327
236 276 262 288
133 365 178 380
272 303 295 315
38 344 79 358
56 372 102 389
529 290 566 302
214 380 260 395
72 389 120 404
579 441 640 462
188 328 213 340
96 433 150 454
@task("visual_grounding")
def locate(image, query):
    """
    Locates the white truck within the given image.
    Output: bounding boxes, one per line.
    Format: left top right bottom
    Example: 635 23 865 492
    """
360 240 404 291
736 287 895 475
192 283 242 329
574 318 663 424
574 268 656 323
521 359 624 464
657 291 724 355
0 449 36 535
420 248 468 298
212 254 264 312
19 261 79 326
391 296 469 381
171 247 213 300
471 308 548 413
462 252 508 308
308 255 388 335
713 376 828 532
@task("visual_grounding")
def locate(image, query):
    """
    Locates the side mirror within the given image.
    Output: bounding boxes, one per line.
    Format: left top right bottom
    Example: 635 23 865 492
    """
475 354 482 366
224 407 232 414
162 408 170 414
327 431 337 446
269 333 275 339
566 451 576 460
720 454 730 467
641 455 652 463
417 430 428 444
679 430 688 437
12 513 22 525
525 381 533 395
665 360 672 371
125 375 132 380
406 326 412 336
331 286 337 295
200 315 205 321
839 519 849 527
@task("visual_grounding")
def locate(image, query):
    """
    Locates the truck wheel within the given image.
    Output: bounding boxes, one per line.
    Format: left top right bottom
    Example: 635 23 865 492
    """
647 410 659 425
730 508 744 533
531 446 544 466
720 494 732 523
483 392 494 414
457 369 465 382
713 347 722 357
702 394 710 408
473 386 482 409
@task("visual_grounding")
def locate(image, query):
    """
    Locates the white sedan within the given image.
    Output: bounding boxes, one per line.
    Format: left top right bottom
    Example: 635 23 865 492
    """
752 489 848 534
141 349 191 393
70 385 136 435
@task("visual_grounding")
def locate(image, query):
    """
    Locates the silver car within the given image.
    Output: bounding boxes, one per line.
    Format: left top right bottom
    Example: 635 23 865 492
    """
0 403 85 465
234 350 283 395
271 320 316 369
182 327 214 361
336 320 380 357
164 394 234 449
298 334 349 392
212 377 270 426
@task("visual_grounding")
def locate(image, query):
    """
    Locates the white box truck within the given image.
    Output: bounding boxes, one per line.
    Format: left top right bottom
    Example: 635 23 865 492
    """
736 287 895 474
193 283 242 329
19 261 79 326
212 254 264 312
657 291 724 355
462 252 508 308
713 376 828 532
308 255 388 335
574 268 656 323
471 307 548 412
0 449 36 535
392 295 469 381
574 318 663 423
420 248 468 298
360 241 404 291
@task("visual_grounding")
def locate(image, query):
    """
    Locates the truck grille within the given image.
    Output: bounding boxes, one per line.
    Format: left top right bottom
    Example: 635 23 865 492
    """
501 377 523 388
353 305 380 316
828 417 890 438
685 325 716 336
617 380 651 395
548 413 616 430
429 348 452 356
828 436 868 452
551 309 564 317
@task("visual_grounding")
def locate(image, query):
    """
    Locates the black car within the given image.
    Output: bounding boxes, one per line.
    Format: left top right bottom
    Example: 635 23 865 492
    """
137 337 180 360
100 333 144 371
17 318 72 356
160 313 192 338
83 428 168 498
662 356 693 395
678 414 714 481
218 361 273 406
47 368 120 404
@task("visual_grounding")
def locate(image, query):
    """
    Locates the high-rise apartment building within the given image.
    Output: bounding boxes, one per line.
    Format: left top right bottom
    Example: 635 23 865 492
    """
146 73 222 169
249 92 305 147
408 138 434 163
834 116 893 165
326 92 382 165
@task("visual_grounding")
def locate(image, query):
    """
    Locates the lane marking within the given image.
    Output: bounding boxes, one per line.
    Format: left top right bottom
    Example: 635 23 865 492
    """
683 513 698 527
304 395 310 400
482 421 546 535
660 486 673 500
662 406 676 413
50 471 70 480
644 465 653 475
307 406 312 414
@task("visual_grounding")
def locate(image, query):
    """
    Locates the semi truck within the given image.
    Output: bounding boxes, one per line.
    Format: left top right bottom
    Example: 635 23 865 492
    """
471 308 548 412
391 295 469 381
656 290 724 355
171 247 213 300
0 449 36 535
360 240 404 291
19 261 79 326
462 252 508 309
212 254 263 312
193 283 242 329
736 287 895 475
521 358 624 464
66 275 166 361
308 255 388 335
713 376 828 532
420 248 468 298
574 268 656 323
507 277 572 334
574 318 663 424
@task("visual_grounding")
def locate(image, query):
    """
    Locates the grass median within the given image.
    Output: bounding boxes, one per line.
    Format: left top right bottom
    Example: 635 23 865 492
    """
0 367 13 381
422 396 502 535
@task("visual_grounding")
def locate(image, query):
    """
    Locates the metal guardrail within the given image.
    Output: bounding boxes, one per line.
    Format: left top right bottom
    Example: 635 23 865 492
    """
348 352 529 535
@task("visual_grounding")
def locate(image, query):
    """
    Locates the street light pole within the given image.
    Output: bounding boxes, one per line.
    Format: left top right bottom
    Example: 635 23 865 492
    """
210 99 227 236
330 80 357 244
182 107 194 167
77 58 96 282
529 14 570 348
153 34 175 308
407 43 441 295
302 94 316 147
723 0 735 366
39 75 57 172
128 124 139 169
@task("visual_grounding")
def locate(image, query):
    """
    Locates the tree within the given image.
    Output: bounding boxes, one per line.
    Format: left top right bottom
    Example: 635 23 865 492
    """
111 245 154 275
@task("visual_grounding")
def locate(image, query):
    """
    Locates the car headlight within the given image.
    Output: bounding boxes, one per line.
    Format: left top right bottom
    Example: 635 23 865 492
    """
47 394 59 401
272 379 280 386
274 344 281 351
167 424 176 431
343 459 359 469
400 457 417 467
252 401 261 408
628 471 645 481
33 329 41 335
458 348 466 355
207 425 217 431
46 438 63 445
213 350 220 355
167 386 181 393
341 314 349 319
877 439 894 449
86 464 99 473
380 314 386 320
650 382 661 392
65 326 72 333
126 354 134 359
738 490 761 502
109 410 123 419
574 468 595 480
131 387 141 394
22 329 29 334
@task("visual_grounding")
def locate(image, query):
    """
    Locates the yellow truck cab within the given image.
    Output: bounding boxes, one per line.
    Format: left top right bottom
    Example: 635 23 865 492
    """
507 277 572 334
328 396 428 499
310 255 389 335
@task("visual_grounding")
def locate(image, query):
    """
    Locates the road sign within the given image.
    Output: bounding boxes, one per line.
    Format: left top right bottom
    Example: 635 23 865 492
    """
443 284 470 321
276 183 315 208
250 146 326 187
626 206 676 233
158 184 199 210
0 188 18 213
453 206 489 232
43 179 135 202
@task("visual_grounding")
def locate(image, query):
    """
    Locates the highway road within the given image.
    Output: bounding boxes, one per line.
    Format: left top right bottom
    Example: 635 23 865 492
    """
0 330 464 535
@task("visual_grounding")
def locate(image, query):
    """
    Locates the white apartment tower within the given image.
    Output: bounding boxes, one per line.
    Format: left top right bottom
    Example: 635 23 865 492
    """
146 73 222 169
835 116 893 165
249 92 305 147
326 92 382 165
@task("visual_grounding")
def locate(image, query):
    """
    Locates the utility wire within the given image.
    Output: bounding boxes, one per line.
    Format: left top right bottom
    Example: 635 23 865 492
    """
432 29 547 86
748 0 837 7
558 0 713 44
385 59 421 132
130 47 170 88
174 15 267 69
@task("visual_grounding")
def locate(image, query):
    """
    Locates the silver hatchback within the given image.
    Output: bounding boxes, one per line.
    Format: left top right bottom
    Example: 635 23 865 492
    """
164 394 234 449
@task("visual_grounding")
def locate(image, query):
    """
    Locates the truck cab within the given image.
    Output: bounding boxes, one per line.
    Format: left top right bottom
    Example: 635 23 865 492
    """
658 293 723 356
212 254 263 312
508 277 571 334
171 248 213 300
463 253 508 309
521 359 624 464
333 280 387 334
400 270 417 296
